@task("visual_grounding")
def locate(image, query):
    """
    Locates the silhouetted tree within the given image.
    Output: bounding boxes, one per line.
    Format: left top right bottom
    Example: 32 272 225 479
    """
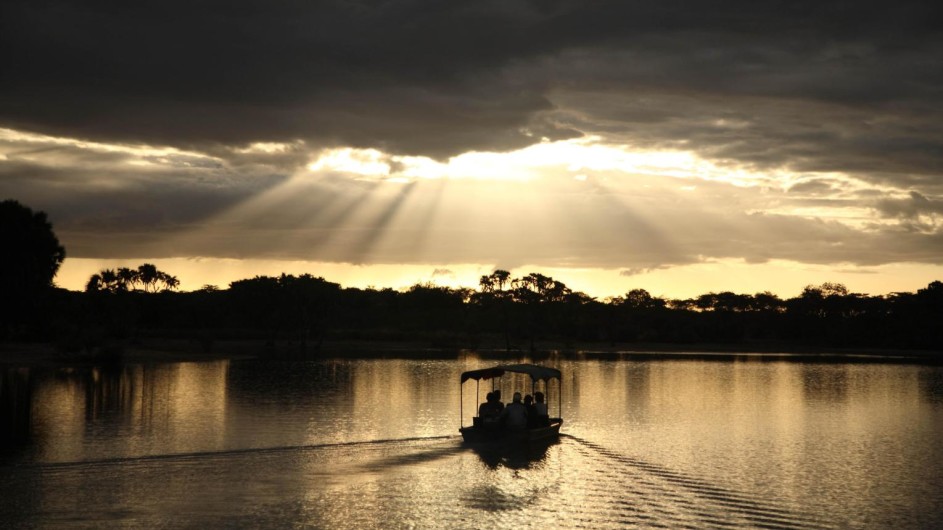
136 263 180 292
86 263 179 293
609 288 673 342
752 291 785 312
881 280 943 348
118 267 137 291
509 272 574 349
917 280 943 307
397 283 470 345
667 298 698 311
0 200 66 338
26 251 943 354
512 273 571 304
227 276 283 344
620 288 666 310
86 269 128 293
479 270 511 293
224 274 340 352
473 269 515 351
280 274 340 352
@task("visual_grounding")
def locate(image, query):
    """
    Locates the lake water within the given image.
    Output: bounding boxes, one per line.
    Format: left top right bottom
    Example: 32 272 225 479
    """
2 354 942 528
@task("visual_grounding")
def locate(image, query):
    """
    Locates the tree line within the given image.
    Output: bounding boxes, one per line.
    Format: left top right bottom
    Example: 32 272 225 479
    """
3 199 942 354
34 270 943 354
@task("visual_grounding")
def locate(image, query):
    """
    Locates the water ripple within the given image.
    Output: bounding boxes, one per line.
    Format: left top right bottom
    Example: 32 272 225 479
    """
563 434 833 529
2 434 839 528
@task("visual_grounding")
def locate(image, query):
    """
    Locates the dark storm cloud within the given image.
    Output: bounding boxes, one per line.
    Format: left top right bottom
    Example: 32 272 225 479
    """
0 133 289 255
875 191 943 221
4 0 943 273
2 0 942 172
0 0 579 157
787 179 840 195
548 87 943 190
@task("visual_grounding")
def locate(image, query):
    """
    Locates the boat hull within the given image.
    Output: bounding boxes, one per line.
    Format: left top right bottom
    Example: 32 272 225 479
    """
460 418 563 444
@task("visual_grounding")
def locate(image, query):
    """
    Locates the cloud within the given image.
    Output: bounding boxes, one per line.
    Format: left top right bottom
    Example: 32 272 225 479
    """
787 179 840 196
619 263 676 276
0 0 579 158
0 129 289 256
4 125 943 270
3 1 943 278
835 268 879 275
875 191 943 219
2 0 941 178
546 87 943 192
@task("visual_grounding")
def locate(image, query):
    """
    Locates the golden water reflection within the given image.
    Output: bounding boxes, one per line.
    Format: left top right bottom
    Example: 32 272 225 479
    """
1 356 941 528
24 362 229 461
556 358 940 527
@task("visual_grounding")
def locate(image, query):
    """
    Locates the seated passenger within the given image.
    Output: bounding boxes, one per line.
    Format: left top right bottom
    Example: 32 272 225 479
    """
501 392 528 430
478 392 501 428
534 392 550 427
493 389 505 412
479 392 495 417
524 394 538 428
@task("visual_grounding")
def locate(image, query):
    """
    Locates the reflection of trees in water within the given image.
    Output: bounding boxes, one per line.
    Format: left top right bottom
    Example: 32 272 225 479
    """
84 365 137 422
0 368 32 448
800 365 850 403
918 368 943 403
225 359 440 428
5 362 230 456
226 360 355 404
81 364 180 433
76 362 230 453
224 360 359 445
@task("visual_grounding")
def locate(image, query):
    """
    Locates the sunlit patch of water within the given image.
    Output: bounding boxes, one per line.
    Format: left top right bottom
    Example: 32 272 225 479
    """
2 358 942 527
1 435 834 528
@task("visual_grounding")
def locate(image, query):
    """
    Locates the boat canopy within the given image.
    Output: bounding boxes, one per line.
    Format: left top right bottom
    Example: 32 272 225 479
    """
460 364 561 384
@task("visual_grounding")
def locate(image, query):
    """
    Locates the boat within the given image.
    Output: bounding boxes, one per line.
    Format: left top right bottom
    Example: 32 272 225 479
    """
459 363 564 444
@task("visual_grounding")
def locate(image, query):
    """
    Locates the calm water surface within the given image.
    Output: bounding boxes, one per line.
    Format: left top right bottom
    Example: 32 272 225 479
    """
2 355 942 528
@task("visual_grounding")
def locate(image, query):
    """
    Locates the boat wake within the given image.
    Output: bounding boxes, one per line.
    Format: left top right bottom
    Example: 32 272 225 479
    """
5 434 461 470
3 433 844 528
562 434 833 529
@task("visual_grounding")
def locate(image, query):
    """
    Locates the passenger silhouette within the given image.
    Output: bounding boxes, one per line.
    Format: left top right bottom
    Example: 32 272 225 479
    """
493 389 505 412
524 394 538 428
479 392 493 416
501 392 528 430
478 392 502 428
534 392 549 427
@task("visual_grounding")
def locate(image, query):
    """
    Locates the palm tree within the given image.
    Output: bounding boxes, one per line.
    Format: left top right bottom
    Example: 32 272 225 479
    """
86 263 179 293
100 269 120 292
157 272 180 292
136 263 159 292
117 267 137 292
85 273 103 292
479 269 511 293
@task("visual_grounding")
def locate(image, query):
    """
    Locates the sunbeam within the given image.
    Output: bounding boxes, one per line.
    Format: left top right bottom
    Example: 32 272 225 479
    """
345 181 418 263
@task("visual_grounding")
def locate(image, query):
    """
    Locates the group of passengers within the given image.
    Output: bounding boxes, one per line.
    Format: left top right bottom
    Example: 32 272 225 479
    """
478 389 550 430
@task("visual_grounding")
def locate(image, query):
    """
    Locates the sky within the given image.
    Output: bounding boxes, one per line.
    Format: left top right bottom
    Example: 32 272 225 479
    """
2 1 942 299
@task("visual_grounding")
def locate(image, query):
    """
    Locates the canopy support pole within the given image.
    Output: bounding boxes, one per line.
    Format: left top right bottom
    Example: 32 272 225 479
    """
558 378 562 418
475 380 479 418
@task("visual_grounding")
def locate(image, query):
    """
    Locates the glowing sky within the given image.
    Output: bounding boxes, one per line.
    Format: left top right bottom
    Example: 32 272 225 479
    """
2 1 942 298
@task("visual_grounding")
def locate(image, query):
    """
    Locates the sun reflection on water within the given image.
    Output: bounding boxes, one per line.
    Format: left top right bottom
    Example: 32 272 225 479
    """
3 357 941 528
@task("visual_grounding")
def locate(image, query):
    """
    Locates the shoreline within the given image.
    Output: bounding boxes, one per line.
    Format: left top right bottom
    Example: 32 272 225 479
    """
2 338 941 367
